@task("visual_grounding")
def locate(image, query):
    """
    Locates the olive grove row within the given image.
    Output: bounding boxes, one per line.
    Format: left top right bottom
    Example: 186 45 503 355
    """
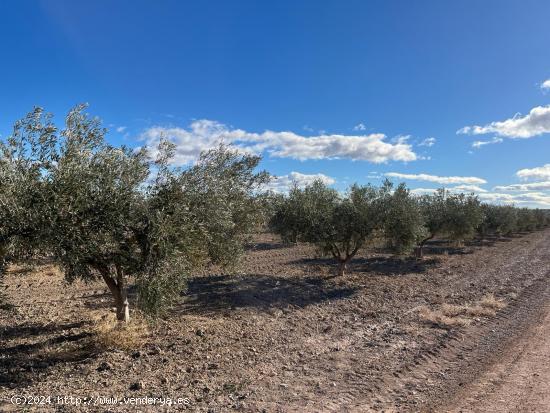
1 107 548 321
269 180 550 275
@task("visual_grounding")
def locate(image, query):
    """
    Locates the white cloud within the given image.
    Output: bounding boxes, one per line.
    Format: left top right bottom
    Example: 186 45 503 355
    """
452 185 488 193
385 172 487 185
458 105 550 139
493 181 550 191
410 185 486 195
419 137 436 147
541 79 550 91
477 192 516 203
353 123 367 131
491 165 550 192
265 172 335 193
366 171 383 180
392 135 410 144
410 187 437 195
516 164 550 181
140 119 418 166
116 126 127 133
509 192 550 207
478 191 550 208
471 137 503 148
410 186 550 208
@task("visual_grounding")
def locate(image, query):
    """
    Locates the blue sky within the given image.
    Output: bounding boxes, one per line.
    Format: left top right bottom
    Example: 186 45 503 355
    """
2 1 550 206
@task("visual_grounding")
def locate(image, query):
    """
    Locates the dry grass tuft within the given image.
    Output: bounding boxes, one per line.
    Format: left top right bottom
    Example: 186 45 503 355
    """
440 303 468 317
89 311 150 351
420 293 507 328
478 293 506 310
465 304 496 317
418 306 472 328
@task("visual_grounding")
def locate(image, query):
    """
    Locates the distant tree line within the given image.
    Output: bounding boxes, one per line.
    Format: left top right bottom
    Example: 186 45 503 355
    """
269 180 550 275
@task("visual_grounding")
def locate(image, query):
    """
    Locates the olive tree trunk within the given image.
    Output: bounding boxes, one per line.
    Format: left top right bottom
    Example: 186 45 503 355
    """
415 234 434 259
337 259 349 276
100 265 130 322
333 242 362 276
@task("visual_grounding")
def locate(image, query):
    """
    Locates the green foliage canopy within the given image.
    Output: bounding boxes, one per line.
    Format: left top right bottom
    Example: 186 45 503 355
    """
0 106 269 319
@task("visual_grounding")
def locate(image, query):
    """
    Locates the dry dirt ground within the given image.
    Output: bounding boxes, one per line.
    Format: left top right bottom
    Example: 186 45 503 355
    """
443 285 550 413
1 230 549 412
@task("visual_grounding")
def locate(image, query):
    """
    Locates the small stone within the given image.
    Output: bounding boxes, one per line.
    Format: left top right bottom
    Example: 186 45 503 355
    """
96 361 112 372
148 345 161 355
196 329 205 337
129 381 143 391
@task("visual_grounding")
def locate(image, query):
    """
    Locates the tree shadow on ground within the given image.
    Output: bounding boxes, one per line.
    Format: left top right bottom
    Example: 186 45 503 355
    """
0 321 98 388
245 242 289 252
0 291 15 311
0 321 85 340
293 255 440 276
422 246 474 256
178 274 358 315
421 240 474 256
354 256 440 275
468 236 517 247
468 238 497 248
510 232 530 237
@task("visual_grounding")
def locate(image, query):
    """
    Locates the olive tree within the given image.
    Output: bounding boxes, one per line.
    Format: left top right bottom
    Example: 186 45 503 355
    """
326 184 384 276
268 184 308 244
0 109 56 275
416 189 483 257
515 208 550 232
381 182 426 255
533 209 550 229
179 146 270 268
445 192 484 243
2 106 268 321
415 189 448 257
516 208 536 231
477 204 518 238
256 191 285 234
271 180 383 276
129 143 269 318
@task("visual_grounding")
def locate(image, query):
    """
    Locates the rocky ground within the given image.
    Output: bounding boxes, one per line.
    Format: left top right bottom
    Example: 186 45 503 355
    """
1 230 549 412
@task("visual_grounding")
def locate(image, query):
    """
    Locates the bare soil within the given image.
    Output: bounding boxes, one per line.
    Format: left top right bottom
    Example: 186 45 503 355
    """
1 230 549 412
444 294 550 413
